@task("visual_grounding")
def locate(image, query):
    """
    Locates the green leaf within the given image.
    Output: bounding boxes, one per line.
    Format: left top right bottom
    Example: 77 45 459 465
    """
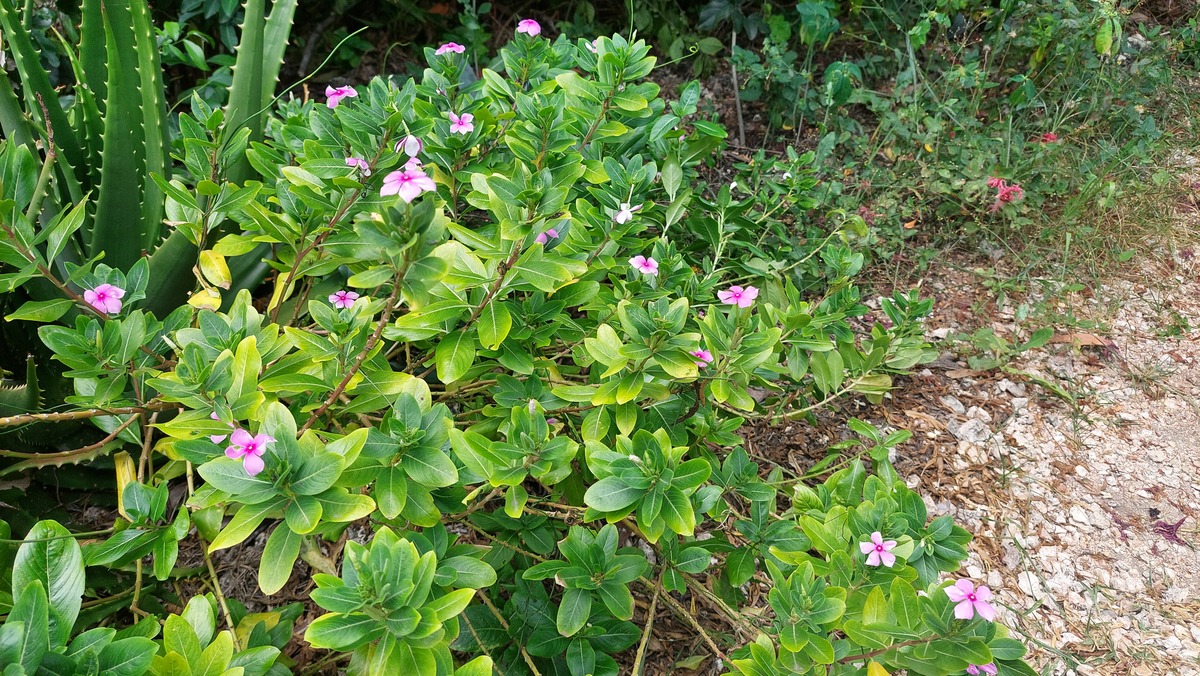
477 301 512 350
8 582 48 670
5 299 74 322
194 631 234 676
889 578 920 629
12 520 85 647
98 637 157 676
164 615 201 665
596 580 634 620
556 588 592 637
285 495 323 534
435 330 476 385
259 524 301 595
660 488 696 536
303 612 383 651
198 459 279 504
208 498 286 551
402 446 459 488
583 477 643 512
426 588 475 622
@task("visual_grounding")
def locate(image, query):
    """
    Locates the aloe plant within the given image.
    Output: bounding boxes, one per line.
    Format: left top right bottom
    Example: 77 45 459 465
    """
0 0 296 316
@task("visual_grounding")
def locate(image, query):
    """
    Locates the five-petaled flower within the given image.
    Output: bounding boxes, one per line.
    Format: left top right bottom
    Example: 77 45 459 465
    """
691 349 714 367
516 19 541 36
449 112 474 135
629 255 659 276
395 135 423 157
966 664 998 675
614 202 641 224
585 39 599 53
945 579 996 621
329 290 360 309
859 531 898 567
718 285 758 308
381 165 437 203
325 85 357 108
225 429 275 476
535 228 559 244
435 42 466 55
84 284 125 315
345 157 370 176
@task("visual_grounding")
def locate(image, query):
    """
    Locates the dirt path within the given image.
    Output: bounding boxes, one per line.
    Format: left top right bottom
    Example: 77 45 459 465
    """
906 247 1200 675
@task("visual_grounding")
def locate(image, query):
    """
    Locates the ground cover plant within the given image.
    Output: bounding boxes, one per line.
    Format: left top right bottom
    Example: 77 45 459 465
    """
0 3 1056 675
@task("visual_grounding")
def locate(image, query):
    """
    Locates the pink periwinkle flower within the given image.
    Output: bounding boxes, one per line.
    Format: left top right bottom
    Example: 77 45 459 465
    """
449 112 475 135
859 531 898 567
966 664 998 676
435 42 466 55
329 290 360 309
516 19 541 36
381 165 437 203
84 284 125 315
1040 132 1058 143
345 157 371 176
629 255 659 276
691 349 714 368
614 203 641 224
394 135 423 157
225 429 275 477
209 412 235 444
945 579 996 621
717 285 758 309
585 39 599 53
535 228 559 244
325 85 357 108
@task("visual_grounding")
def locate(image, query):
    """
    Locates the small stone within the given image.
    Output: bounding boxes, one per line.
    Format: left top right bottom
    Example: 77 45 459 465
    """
940 395 966 414
953 418 992 444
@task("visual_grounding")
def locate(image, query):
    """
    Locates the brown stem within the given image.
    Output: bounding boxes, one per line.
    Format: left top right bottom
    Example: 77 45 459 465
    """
0 401 180 428
298 277 402 434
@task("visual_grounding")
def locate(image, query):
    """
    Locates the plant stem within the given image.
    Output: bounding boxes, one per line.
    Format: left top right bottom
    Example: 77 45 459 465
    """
0 401 180 427
631 582 660 675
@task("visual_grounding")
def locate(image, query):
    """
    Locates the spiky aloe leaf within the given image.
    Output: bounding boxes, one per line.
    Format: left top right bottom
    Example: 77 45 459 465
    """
0 74 34 149
89 0 148 270
144 229 199 319
129 0 169 256
262 0 298 104
52 26 103 194
223 0 267 186
0 0 84 201
0 357 41 416
78 0 107 108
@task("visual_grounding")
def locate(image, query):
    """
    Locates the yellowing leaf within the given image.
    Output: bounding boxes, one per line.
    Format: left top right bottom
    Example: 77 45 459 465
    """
867 662 890 676
188 288 222 310
199 251 232 289
114 451 136 522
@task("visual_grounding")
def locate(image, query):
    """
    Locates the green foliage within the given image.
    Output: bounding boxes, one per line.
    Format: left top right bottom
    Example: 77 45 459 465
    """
0 19 1029 676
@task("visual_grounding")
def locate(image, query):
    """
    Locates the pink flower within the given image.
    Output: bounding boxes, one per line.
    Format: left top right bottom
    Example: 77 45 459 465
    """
1040 132 1058 143
717 285 758 309
535 228 559 244
225 429 275 476
345 157 371 176
329 290 360 309
945 579 996 621
394 135 423 157
859 531 897 567
691 349 714 367
516 19 541 36
449 112 474 135
966 664 998 675
629 255 658 276
325 85 357 108
435 42 466 55
614 203 641 224
84 284 125 314
987 177 1024 212
585 39 599 53
381 165 437 203
403 156 423 172
209 412 234 444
